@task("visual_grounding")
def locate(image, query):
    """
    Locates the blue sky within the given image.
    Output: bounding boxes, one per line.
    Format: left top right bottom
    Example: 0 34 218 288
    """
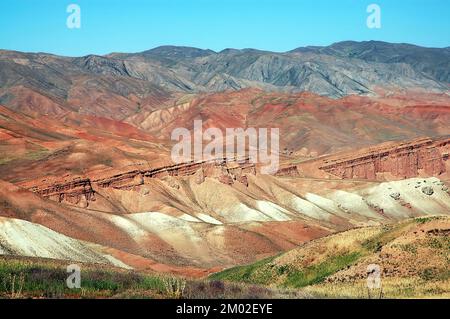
0 0 449 56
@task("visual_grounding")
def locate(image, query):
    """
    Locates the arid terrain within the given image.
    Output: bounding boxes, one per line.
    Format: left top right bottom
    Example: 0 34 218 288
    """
0 42 449 298
211 215 450 298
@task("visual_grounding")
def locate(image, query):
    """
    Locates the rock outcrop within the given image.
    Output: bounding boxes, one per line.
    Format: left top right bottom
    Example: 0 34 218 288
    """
27 175 95 207
422 186 434 196
93 158 256 189
23 158 256 205
274 165 300 177
319 137 450 180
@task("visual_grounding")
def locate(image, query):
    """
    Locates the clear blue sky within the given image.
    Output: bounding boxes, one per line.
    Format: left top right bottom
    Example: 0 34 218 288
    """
0 0 449 56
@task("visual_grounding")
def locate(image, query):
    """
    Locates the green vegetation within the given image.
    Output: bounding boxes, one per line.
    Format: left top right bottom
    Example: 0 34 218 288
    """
0 257 167 298
209 256 276 284
0 157 13 165
415 215 447 224
283 252 362 288
25 149 50 161
0 148 50 165
175 94 197 105
416 216 437 224
398 243 417 254
362 221 413 253
210 216 450 298
210 252 364 289
0 256 308 299
1 216 448 299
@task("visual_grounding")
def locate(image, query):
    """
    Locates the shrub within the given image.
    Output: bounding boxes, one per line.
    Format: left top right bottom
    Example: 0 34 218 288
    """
163 277 186 299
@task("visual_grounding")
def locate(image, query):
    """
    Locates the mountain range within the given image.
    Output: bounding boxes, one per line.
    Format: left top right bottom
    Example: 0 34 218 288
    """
0 40 449 298
0 41 448 120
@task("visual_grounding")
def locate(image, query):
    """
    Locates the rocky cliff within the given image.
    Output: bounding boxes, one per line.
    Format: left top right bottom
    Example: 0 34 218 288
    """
27 176 96 207
319 137 450 180
23 158 256 206
274 165 300 177
21 137 450 204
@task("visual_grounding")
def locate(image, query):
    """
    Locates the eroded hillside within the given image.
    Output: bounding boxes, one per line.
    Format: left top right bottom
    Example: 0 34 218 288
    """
211 216 450 298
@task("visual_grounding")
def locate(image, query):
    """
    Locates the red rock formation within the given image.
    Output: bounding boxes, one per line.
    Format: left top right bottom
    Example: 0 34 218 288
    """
220 161 257 187
93 158 255 189
218 174 234 185
237 175 249 187
94 170 143 189
24 158 257 203
27 176 95 207
194 168 205 184
275 165 300 177
319 137 450 180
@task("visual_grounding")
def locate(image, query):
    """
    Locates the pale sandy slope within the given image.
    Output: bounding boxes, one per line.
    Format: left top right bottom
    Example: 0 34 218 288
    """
0 176 449 274
0 216 130 269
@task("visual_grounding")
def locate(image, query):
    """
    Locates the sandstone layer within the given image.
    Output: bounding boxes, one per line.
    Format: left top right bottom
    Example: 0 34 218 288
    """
313 137 450 180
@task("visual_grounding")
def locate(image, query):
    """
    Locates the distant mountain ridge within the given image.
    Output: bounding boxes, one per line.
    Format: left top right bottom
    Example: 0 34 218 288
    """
290 41 450 83
0 41 448 117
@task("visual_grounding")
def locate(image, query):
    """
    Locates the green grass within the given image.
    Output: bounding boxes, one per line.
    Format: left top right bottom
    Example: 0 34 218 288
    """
209 256 277 285
0 157 14 165
415 216 437 224
0 148 50 165
0 256 306 299
25 149 50 161
210 251 364 289
283 252 362 288
210 220 424 289
398 243 418 254
362 221 414 253
414 215 448 225
0 257 167 298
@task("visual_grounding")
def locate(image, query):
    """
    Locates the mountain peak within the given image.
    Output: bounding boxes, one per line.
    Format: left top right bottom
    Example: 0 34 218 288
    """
141 45 216 58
